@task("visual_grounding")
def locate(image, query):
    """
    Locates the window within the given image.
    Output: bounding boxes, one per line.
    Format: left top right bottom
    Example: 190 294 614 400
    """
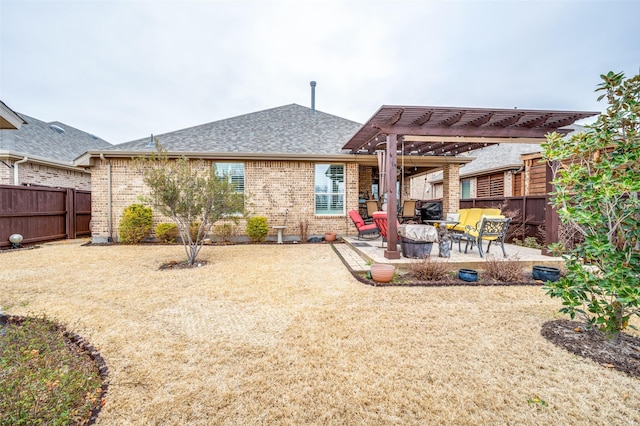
214 162 244 193
315 164 344 215
461 179 471 199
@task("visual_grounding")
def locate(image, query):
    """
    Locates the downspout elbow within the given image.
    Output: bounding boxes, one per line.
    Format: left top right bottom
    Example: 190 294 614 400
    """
13 156 28 185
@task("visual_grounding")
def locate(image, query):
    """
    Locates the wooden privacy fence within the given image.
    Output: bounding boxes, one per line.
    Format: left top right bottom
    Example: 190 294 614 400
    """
459 195 547 242
0 185 91 248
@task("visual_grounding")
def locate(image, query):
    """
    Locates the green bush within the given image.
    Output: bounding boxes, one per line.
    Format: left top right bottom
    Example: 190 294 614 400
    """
118 204 153 244
156 222 178 243
246 216 269 242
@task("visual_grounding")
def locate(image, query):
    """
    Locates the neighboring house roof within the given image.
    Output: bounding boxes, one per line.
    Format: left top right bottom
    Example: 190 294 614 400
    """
0 113 111 164
0 101 26 130
109 104 362 155
428 124 586 183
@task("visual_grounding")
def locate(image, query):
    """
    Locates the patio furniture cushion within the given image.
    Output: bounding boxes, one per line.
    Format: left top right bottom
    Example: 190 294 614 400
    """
372 211 401 247
348 210 380 239
449 208 502 232
460 216 512 258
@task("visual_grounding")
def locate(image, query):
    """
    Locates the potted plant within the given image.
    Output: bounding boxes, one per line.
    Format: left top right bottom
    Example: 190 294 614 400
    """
532 265 561 282
458 268 478 282
370 263 395 283
324 231 337 242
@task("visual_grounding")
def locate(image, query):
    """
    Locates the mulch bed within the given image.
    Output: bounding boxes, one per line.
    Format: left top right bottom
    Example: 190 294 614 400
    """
158 260 209 270
351 270 545 287
541 319 640 378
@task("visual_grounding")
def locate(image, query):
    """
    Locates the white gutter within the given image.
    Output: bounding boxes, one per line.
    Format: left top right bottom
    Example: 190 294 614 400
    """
13 156 28 185
100 153 113 242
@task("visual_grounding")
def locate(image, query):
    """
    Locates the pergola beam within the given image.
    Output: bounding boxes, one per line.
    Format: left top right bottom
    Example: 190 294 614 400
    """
374 125 569 138
403 135 548 144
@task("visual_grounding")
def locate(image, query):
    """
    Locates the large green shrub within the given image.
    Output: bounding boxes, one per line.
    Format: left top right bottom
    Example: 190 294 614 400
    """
542 71 640 340
118 204 153 244
246 216 269 242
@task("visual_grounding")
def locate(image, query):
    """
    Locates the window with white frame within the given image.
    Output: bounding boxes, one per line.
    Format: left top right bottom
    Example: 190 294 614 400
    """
214 162 245 194
315 164 344 215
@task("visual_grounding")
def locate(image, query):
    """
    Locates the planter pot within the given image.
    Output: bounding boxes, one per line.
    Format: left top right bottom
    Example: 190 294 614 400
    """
324 232 337 242
533 265 561 282
370 263 395 283
458 268 478 282
400 237 434 259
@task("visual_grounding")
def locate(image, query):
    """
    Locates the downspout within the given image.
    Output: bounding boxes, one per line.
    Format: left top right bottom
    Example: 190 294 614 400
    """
13 156 28 185
100 154 113 242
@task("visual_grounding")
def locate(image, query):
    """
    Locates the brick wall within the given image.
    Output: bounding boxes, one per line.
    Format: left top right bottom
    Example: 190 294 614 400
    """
0 158 91 190
91 158 360 242
441 163 460 215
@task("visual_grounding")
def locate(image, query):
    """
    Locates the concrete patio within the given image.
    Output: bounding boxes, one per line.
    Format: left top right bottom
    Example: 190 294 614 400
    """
337 234 565 273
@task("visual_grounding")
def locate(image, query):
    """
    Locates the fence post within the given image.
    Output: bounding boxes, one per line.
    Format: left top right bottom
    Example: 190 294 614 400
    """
66 188 75 239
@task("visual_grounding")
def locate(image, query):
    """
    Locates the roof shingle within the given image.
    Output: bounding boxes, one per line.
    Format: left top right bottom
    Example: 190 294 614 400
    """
109 104 362 155
0 114 111 162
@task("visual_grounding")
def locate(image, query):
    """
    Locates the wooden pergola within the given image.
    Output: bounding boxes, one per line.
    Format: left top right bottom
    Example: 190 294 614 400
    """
343 105 598 259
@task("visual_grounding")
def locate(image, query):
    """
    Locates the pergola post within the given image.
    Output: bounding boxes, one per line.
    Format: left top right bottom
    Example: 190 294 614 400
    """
442 163 460 215
384 133 400 259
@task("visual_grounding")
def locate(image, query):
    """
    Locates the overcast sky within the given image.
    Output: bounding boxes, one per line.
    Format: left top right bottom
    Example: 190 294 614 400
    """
1 0 638 144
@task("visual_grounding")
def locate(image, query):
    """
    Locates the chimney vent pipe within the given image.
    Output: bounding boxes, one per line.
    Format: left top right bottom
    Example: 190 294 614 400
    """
310 81 316 114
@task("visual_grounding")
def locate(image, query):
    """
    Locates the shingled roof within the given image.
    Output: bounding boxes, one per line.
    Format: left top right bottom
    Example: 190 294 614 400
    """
0 113 111 163
109 104 362 155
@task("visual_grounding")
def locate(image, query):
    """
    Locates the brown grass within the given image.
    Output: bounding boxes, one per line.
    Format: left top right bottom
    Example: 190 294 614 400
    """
1 241 639 425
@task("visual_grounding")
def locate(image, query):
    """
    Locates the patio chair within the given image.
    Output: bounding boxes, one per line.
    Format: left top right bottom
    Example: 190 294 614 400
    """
365 200 379 221
348 210 380 240
399 199 418 223
459 216 512 258
372 211 401 248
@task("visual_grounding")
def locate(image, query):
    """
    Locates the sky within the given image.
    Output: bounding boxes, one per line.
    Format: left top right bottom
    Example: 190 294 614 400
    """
1 0 638 144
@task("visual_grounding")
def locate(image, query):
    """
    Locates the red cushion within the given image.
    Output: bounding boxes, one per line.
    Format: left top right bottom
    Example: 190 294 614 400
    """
348 210 365 228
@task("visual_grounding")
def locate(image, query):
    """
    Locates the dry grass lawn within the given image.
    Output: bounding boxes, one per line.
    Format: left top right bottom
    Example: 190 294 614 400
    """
1 241 639 425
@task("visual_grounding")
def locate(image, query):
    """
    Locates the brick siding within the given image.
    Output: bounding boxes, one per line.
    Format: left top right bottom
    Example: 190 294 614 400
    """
0 158 91 190
91 158 361 242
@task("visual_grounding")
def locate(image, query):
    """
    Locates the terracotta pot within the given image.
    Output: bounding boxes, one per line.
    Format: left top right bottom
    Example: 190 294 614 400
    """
324 232 337 242
370 263 395 283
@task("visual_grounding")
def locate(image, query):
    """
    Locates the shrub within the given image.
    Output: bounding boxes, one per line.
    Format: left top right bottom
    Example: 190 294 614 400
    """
212 223 236 242
484 255 523 282
246 216 269 242
118 204 153 244
299 219 309 243
410 257 451 281
542 71 640 339
156 222 179 243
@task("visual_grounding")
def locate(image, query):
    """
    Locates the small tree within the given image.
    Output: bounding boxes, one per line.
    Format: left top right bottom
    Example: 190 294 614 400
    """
542 71 640 340
138 143 245 265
